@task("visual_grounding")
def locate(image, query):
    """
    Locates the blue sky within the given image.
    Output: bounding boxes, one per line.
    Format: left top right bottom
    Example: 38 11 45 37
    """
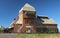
0 0 60 31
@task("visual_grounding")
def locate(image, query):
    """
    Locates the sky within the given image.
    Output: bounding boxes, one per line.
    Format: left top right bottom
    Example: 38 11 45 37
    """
0 0 60 31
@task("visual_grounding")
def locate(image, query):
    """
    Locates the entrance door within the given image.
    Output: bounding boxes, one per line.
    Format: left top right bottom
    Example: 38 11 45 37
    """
26 26 32 33
26 28 31 33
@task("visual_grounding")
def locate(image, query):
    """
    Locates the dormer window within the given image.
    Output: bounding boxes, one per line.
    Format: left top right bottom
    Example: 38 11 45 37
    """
25 11 28 14
24 11 35 15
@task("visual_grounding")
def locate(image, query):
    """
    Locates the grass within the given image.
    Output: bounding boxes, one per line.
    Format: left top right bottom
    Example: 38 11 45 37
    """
17 33 60 38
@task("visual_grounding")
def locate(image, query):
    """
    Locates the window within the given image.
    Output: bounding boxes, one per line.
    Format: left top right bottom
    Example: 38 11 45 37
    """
36 28 41 33
17 24 21 27
25 18 35 24
25 19 28 24
31 19 34 24
25 11 28 14
24 11 35 16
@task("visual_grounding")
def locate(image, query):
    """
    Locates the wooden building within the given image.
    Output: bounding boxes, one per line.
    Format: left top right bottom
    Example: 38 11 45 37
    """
7 3 58 33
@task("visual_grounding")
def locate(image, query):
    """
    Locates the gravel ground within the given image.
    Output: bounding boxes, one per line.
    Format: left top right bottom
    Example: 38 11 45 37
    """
0 33 17 38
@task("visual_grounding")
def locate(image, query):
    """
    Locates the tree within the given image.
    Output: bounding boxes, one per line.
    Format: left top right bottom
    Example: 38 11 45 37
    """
0 26 4 33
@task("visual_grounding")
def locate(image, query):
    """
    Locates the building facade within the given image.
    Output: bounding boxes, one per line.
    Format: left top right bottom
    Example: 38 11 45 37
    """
8 3 58 33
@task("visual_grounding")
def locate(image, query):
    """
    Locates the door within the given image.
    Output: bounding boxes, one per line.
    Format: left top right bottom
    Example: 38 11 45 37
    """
26 26 33 33
26 28 31 33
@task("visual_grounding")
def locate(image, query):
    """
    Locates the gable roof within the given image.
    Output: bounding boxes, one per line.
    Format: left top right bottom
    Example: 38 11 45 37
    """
8 21 14 28
41 18 56 24
37 16 57 24
19 3 36 13
16 19 22 24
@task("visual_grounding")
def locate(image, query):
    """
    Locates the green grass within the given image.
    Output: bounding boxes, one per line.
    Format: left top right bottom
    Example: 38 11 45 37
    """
17 33 60 38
